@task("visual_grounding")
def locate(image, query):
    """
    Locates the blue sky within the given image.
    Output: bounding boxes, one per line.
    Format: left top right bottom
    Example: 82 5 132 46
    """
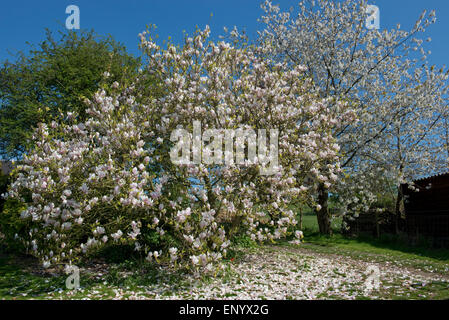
0 0 448 68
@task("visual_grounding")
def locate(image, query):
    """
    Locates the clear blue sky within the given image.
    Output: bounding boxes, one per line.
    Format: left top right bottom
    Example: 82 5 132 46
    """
0 0 448 68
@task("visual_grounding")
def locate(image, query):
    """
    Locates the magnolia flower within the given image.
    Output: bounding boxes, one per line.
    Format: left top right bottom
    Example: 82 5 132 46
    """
79 183 89 194
146 252 153 261
193 239 201 249
295 230 304 239
111 230 123 241
176 208 191 223
62 222 72 230
190 255 199 265
94 226 105 235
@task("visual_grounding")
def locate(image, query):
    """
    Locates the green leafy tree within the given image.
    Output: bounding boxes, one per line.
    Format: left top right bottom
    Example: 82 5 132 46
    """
0 28 141 159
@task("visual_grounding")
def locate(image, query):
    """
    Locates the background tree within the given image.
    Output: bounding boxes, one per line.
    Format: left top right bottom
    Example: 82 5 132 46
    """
0 28 141 159
258 0 449 234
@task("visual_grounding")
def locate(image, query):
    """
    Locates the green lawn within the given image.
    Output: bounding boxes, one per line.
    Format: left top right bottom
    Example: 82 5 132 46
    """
0 213 448 300
300 212 343 234
299 213 449 275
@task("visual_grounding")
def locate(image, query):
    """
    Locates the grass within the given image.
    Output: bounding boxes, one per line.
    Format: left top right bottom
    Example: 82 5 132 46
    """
0 254 67 299
300 213 343 234
0 252 192 300
296 212 449 275
0 213 448 300
379 279 449 300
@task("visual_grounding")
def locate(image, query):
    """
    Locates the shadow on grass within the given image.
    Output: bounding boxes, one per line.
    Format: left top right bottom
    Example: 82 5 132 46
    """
297 211 449 263
302 230 449 263
0 253 68 298
0 249 191 299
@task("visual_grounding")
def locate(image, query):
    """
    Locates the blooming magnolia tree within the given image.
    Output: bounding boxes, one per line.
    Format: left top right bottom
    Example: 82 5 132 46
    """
7 26 349 270
7 86 158 268
258 0 449 232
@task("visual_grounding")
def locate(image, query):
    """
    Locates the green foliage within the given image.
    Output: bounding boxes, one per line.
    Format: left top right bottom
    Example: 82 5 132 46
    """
231 234 258 248
371 193 396 212
0 171 9 213
95 245 139 264
0 28 141 159
0 198 29 253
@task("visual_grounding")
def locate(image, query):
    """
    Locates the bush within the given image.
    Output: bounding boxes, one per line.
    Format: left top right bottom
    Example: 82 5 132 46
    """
0 169 27 253
0 198 29 253
0 166 10 212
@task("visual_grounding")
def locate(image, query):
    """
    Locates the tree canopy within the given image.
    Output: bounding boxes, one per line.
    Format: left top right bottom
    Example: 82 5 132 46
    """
0 29 141 159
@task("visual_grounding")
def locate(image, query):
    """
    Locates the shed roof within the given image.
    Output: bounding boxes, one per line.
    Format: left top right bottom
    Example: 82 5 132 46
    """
414 171 449 183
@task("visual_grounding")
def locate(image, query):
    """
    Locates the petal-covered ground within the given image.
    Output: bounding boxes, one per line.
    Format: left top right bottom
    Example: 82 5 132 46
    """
35 244 449 300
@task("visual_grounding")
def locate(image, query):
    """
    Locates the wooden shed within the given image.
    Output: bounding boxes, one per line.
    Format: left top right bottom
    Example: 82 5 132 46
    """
402 172 449 247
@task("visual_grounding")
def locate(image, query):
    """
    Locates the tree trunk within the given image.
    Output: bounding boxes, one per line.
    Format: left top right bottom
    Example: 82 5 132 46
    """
394 184 404 234
299 207 303 230
375 211 380 238
316 183 332 235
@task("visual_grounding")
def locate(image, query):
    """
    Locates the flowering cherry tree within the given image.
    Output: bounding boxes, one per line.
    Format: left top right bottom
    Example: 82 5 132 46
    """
258 0 449 233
